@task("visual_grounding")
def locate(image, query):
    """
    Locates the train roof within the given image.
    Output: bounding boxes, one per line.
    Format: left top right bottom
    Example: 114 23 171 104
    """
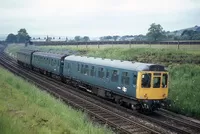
17 49 38 55
33 52 67 59
64 55 165 71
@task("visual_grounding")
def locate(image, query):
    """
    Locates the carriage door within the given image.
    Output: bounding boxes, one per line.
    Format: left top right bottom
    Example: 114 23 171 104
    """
105 69 110 84
60 60 64 75
67 62 71 75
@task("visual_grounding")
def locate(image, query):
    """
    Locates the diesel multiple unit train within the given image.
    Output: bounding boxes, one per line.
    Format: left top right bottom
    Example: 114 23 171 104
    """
17 49 169 113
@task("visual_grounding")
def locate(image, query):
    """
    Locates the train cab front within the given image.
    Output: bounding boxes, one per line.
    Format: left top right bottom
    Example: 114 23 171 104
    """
135 71 169 113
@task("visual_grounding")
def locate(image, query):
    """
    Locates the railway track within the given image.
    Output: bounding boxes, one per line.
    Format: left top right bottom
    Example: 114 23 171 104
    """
1 48 200 134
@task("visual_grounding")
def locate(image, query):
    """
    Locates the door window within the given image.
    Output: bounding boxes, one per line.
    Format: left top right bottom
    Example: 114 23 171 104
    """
162 74 168 88
77 64 80 72
141 73 151 88
111 70 119 82
121 72 130 85
90 66 95 76
84 65 89 75
153 77 161 88
98 68 104 78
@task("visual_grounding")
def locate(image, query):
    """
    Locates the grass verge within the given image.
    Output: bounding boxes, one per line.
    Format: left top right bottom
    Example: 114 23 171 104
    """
0 67 112 134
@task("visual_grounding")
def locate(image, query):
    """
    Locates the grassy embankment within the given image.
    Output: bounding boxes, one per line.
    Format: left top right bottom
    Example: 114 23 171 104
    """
5 44 200 118
0 67 112 134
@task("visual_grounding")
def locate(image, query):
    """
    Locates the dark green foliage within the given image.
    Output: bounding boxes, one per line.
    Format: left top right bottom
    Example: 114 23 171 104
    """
6 33 17 43
16 28 31 43
147 23 165 41
113 35 120 41
181 30 200 40
74 36 90 42
5 28 30 43
83 36 90 42
168 65 200 117
74 36 81 42
99 36 113 41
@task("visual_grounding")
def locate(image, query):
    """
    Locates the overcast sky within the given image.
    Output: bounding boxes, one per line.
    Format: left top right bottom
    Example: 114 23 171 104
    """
0 0 200 37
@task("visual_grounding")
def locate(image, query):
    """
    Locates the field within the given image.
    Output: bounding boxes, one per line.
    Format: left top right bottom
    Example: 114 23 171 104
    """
0 67 112 134
5 43 200 118
40 44 200 50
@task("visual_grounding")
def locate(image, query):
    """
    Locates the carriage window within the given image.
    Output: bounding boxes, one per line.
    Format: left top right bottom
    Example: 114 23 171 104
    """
81 64 84 74
51 59 54 66
111 70 119 82
54 59 57 66
52 59 56 66
106 70 109 78
162 74 168 88
98 68 104 78
46 58 48 64
121 72 130 85
77 64 80 72
153 77 161 88
90 66 95 76
84 65 89 75
133 74 137 85
141 73 151 88
67 63 70 69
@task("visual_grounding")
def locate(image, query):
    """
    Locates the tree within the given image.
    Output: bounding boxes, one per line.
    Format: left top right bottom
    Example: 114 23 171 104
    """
134 34 147 41
147 23 164 41
6 33 17 43
181 30 196 40
99 36 113 41
82 36 90 42
113 35 120 41
16 28 30 43
65 37 68 42
74 36 81 42
192 34 200 40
